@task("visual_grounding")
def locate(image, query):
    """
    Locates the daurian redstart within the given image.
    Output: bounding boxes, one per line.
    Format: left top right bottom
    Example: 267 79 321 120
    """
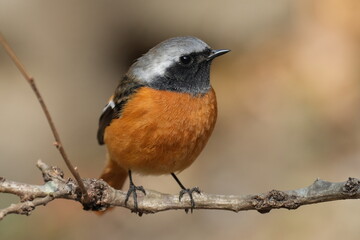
97 36 229 213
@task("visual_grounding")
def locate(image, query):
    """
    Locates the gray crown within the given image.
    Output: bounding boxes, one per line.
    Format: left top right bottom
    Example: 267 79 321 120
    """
128 36 210 83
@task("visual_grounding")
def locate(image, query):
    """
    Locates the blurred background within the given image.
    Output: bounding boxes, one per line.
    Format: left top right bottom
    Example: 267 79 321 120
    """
1 0 360 239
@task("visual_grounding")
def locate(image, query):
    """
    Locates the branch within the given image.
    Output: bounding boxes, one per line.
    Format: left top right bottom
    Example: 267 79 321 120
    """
0 33 89 203
1 161 359 220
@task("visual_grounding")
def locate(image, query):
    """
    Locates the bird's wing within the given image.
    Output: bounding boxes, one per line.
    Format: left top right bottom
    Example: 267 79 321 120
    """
97 100 116 145
97 75 143 145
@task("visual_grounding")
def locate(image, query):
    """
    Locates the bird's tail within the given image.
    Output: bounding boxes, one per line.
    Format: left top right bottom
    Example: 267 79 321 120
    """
96 157 128 215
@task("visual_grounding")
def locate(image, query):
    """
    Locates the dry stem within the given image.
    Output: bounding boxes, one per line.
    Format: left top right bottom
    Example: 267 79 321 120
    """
0 33 89 203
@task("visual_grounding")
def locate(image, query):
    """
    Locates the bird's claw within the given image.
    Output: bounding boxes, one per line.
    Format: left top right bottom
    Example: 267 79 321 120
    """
125 184 146 215
179 187 201 213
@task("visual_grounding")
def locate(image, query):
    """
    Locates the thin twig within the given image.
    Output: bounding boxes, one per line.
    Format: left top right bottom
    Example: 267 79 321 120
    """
0 194 62 220
1 160 360 220
0 33 90 203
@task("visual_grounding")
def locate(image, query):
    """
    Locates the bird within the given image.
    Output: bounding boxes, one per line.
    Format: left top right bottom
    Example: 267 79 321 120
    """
97 36 229 214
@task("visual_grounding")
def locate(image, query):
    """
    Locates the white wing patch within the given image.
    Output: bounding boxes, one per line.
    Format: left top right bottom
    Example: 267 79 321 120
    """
103 100 115 112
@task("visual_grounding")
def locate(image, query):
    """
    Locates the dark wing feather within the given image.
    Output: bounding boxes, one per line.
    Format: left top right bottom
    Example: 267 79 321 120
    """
97 75 144 145
97 104 115 145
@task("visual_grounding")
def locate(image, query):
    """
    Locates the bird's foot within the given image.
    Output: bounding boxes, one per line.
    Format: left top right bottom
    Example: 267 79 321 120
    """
125 183 146 215
179 187 201 213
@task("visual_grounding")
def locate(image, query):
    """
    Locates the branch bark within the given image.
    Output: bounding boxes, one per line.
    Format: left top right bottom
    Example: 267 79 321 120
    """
1 160 359 220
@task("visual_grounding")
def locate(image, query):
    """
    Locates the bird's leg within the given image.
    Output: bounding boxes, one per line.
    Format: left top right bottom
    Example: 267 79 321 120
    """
125 170 146 215
171 173 201 213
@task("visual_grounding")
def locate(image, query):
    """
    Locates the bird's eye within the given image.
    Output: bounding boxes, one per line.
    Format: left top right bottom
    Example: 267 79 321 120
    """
179 55 193 65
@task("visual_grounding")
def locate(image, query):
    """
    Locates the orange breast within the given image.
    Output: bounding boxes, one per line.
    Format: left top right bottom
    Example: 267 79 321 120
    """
104 87 217 175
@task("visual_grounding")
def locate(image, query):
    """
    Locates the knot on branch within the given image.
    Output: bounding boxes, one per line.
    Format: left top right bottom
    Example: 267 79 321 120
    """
37 160 64 182
251 190 300 214
80 179 111 211
342 178 360 196
16 202 35 216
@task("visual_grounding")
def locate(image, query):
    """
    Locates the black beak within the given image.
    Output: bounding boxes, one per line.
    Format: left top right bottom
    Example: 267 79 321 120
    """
207 49 230 61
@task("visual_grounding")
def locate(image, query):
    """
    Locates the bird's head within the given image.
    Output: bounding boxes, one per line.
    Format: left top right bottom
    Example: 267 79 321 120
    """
128 36 229 95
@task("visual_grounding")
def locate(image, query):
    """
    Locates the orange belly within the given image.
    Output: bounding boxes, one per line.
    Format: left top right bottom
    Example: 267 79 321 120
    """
104 87 217 175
